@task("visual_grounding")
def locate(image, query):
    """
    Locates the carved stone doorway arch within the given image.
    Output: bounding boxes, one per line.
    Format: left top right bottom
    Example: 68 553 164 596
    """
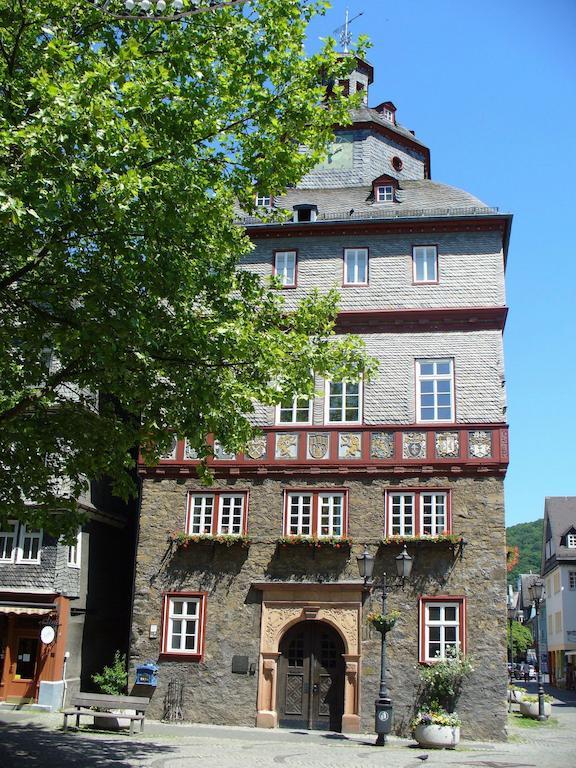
253 582 363 733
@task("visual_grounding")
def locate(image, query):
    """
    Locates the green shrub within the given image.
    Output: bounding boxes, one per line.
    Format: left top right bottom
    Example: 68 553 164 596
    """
92 651 128 695
418 648 474 713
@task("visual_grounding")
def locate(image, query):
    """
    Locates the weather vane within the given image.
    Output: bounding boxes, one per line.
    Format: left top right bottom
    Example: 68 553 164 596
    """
83 0 248 22
333 8 364 53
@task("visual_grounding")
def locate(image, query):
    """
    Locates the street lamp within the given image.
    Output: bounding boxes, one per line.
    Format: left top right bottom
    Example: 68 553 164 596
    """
357 544 413 746
507 593 516 674
528 578 546 721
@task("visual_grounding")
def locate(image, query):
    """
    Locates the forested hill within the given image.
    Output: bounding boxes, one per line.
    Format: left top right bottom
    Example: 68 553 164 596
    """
506 519 543 586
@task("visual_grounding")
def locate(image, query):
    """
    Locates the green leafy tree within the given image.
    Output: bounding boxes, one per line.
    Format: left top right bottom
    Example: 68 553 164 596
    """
92 651 128 696
506 520 543 586
0 0 373 538
507 620 533 661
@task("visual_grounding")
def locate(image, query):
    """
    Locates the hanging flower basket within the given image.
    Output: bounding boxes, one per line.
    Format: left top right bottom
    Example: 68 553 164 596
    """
367 610 400 634
169 532 250 548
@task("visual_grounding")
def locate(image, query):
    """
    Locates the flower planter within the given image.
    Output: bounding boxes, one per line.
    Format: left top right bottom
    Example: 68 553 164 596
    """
519 700 551 719
507 689 524 703
414 723 460 749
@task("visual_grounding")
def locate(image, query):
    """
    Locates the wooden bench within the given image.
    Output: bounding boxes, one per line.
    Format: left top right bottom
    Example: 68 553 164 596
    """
62 692 150 735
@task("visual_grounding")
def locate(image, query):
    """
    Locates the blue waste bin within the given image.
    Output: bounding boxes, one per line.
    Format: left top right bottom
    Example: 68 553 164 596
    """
135 661 159 686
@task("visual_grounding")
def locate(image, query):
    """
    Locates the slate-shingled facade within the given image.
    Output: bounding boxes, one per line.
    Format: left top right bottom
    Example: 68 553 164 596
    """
131 56 512 739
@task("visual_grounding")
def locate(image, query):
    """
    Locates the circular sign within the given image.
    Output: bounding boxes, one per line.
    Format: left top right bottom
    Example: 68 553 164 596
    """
378 711 389 722
40 625 55 644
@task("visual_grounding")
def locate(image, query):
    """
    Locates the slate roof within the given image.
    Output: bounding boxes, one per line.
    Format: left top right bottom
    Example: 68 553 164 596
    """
238 180 497 225
544 497 576 562
350 105 428 147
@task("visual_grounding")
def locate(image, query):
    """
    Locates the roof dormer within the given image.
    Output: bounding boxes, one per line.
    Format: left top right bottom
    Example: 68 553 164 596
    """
371 174 399 203
293 203 318 223
375 101 397 125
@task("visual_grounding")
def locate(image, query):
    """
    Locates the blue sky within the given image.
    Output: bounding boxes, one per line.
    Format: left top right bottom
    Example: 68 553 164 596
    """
306 0 576 527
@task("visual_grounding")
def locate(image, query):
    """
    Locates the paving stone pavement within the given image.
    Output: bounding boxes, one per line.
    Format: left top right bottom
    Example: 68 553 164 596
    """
0 683 574 768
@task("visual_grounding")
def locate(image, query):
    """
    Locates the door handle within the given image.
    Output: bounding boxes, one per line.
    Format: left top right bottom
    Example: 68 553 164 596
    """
312 683 319 695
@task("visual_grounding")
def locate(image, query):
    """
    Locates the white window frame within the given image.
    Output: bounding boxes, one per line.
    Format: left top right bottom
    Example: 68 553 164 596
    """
286 493 313 536
276 397 312 425
318 493 344 537
67 530 82 568
416 359 455 423
186 492 247 536
421 600 463 662
162 594 205 656
256 193 271 208
569 571 576 590
420 493 448 536
343 248 368 285
284 491 346 538
567 533 576 548
274 250 297 287
383 108 394 123
376 185 394 203
389 493 415 537
413 245 438 283
16 527 42 564
0 521 18 563
325 380 362 424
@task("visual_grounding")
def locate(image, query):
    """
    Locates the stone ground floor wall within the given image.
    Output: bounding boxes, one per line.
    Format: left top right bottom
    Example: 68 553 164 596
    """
130 473 507 740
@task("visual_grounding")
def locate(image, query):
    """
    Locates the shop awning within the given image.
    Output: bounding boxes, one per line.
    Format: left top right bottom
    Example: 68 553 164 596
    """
0 604 54 616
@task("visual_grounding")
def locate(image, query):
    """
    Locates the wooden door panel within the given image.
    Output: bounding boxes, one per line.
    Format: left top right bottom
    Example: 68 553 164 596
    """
285 673 305 716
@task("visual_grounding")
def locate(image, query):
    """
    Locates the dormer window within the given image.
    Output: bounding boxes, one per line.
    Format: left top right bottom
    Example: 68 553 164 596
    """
293 204 318 223
376 185 394 203
372 175 398 204
256 193 272 209
375 101 397 125
567 533 576 548
383 109 394 123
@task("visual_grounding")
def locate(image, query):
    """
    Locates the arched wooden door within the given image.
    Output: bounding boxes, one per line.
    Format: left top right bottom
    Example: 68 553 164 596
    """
277 621 345 731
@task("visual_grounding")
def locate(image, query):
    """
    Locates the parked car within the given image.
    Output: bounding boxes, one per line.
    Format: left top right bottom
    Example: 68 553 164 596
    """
515 663 537 680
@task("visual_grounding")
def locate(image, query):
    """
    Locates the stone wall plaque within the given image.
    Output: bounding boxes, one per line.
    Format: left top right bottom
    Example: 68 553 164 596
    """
435 431 460 458
338 433 362 459
370 432 394 459
402 432 427 459
468 430 492 458
213 441 236 460
245 436 267 460
307 433 329 460
275 433 298 459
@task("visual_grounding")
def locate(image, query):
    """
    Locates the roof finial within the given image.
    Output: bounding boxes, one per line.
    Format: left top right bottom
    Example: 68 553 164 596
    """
333 8 364 54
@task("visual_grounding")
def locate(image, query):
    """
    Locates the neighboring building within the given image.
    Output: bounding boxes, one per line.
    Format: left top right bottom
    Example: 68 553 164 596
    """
0 485 135 708
131 54 512 739
541 497 576 689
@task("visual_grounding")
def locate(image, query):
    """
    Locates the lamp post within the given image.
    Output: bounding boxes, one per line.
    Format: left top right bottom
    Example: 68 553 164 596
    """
507 594 516 677
528 578 546 720
357 544 413 746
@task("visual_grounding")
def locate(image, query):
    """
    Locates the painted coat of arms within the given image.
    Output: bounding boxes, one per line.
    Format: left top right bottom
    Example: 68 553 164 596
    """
402 432 426 459
468 430 492 458
339 433 362 459
246 436 267 460
308 433 329 459
435 432 460 458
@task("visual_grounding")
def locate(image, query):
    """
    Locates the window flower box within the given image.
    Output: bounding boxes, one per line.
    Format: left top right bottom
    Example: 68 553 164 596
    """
169 533 250 548
277 535 352 550
380 534 464 546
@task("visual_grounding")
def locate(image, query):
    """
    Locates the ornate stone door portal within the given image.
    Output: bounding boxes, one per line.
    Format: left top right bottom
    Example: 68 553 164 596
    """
254 582 362 733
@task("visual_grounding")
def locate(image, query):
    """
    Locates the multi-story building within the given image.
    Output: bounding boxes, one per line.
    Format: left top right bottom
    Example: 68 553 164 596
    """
541 497 576 689
0 486 134 708
131 55 512 739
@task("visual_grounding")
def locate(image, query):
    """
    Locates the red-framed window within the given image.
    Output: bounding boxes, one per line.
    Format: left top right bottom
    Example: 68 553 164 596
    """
185 491 248 536
161 592 207 659
385 490 451 537
283 490 348 538
419 595 466 663
343 248 369 286
273 250 297 288
412 245 438 284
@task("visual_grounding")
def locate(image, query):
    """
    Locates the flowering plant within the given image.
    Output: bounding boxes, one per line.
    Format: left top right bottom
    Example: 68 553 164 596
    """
522 693 552 703
277 536 352 549
170 532 250 548
418 647 474 712
367 610 400 634
380 534 463 545
411 708 461 729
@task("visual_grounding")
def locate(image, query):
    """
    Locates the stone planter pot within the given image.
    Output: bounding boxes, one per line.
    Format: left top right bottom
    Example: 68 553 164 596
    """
507 689 524 703
413 723 460 749
93 710 135 730
519 701 551 719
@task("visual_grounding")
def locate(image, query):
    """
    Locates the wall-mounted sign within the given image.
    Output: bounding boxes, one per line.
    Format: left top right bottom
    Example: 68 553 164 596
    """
40 625 55 645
